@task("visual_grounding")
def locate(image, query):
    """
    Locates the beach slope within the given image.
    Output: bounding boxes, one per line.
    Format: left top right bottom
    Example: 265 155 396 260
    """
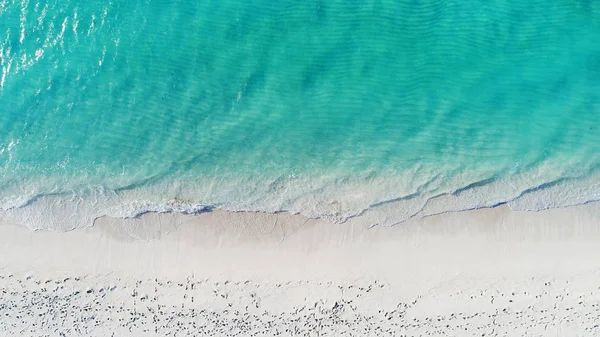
1 205 600 336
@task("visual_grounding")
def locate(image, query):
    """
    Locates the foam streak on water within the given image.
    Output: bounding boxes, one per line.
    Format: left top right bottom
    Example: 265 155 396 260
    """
0 0 599 230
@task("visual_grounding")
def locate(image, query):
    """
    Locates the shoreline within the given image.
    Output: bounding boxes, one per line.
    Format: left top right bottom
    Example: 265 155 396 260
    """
2 204 600 335
5 169 600 232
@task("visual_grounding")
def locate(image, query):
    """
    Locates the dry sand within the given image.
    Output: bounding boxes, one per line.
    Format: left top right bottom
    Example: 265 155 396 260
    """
2 204 600 336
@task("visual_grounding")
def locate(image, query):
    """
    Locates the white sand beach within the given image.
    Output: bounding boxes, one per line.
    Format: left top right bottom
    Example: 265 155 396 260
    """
2 204 600 336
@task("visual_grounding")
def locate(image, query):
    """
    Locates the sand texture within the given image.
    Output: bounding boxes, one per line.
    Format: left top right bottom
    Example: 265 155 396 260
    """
2 204 600 336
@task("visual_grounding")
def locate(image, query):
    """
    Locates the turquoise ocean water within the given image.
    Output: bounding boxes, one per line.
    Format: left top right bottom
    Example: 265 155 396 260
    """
1 0 599 230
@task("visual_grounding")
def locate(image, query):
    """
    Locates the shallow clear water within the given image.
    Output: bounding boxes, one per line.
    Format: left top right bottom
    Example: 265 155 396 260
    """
1 0 599 229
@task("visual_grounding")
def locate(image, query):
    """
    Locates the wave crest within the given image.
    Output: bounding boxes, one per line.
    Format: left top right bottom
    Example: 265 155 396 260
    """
1 165 599 231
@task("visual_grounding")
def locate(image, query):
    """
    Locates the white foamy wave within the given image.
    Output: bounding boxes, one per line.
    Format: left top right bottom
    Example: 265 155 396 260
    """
1 163 599 231
507 176 600 211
